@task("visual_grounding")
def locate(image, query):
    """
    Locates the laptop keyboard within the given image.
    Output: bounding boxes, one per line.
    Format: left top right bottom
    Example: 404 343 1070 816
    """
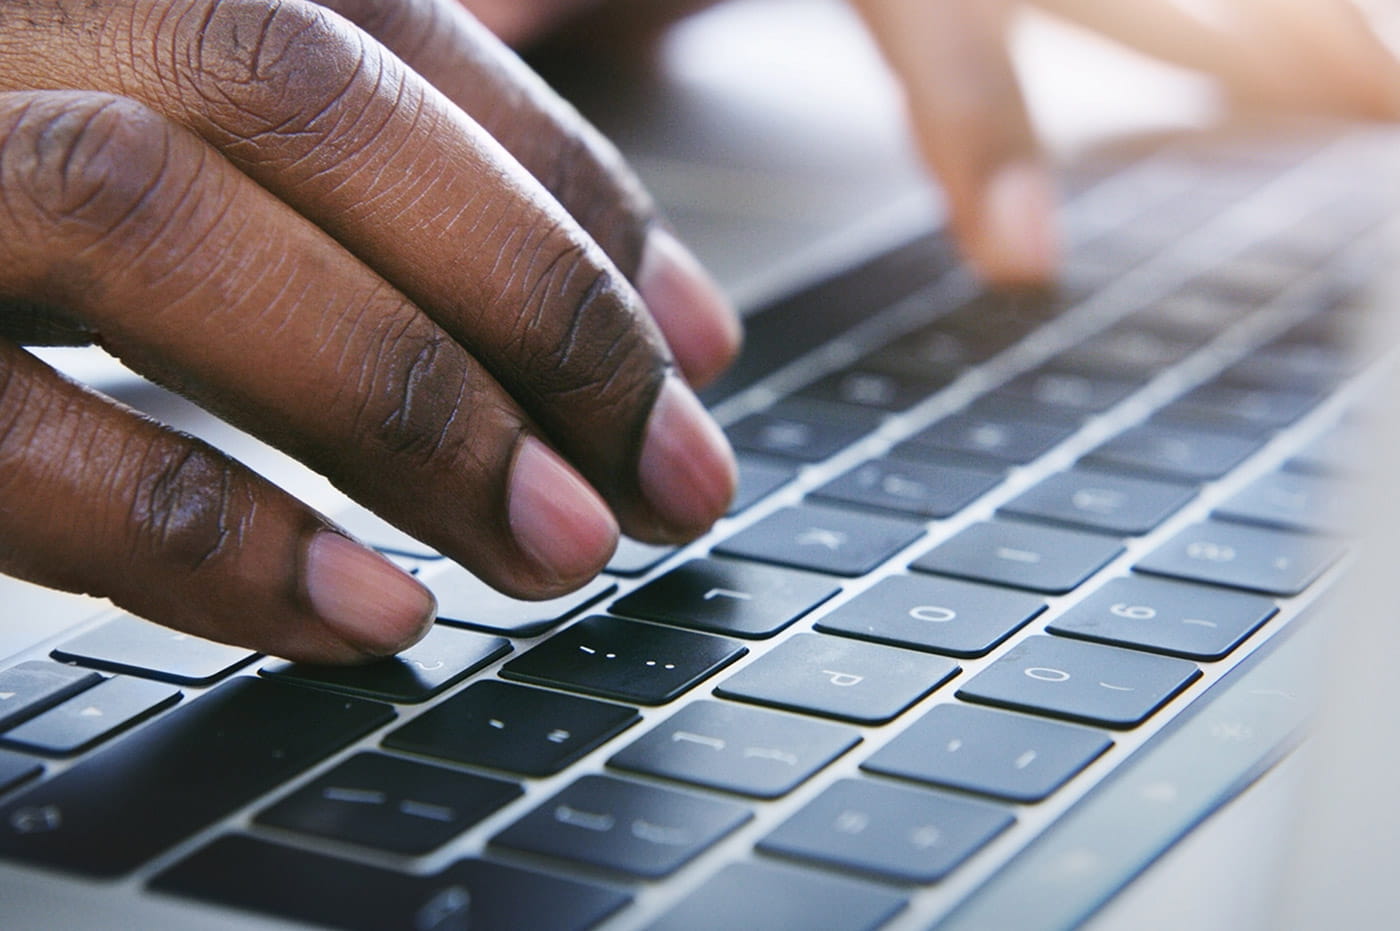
0 125 1394 930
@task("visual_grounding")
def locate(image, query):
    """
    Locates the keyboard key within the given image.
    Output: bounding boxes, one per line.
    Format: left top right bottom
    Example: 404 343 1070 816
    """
501 616 747 705
999 366 1140 414
255 752 521 855
1214 470 1352 535
0 677 393 876
957 635 1199 728
897 413 1075 467
0 661 103 732
384 680 639 777
1135 520 1345 596
608 700 860 798
606 536 676 576
967 392 1087 427
492 774 750 878
814 575 1045 658
757 778 1014 883
1048 576 1276 660
1284 421 1362 476
1156 381 1321 434
912 520 1124 594
1050 325 1197 379
861 704 1111 802
998 469 1195 536
727 401 881 463
422 563 614 636
811 458 1001 519
796 367 949 412
1 677 180 756
730 456 799 515
261 625 511 704
1082 423 1265 482
715 633 959 725
50 615 255 686
715 504 926 576
0 749 42 795
647 860 906 931
153 835 630 931
612 558 840 639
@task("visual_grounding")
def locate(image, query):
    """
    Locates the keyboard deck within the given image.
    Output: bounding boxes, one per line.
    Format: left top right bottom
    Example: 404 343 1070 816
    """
0 124 1395 930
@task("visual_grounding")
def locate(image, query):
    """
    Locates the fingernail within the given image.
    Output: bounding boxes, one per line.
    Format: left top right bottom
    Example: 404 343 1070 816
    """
637 227 743 388
306 531 436 655
508 435 619 582
639 374 737 537
978 161 1059 285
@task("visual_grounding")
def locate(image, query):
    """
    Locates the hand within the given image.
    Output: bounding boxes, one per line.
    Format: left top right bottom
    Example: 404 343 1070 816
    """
0 0 741 663
847 0 1400 284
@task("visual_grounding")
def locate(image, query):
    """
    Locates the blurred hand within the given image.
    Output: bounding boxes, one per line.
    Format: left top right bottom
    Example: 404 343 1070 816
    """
0 0 740 663
464 0 1400 286
849 0 1400 284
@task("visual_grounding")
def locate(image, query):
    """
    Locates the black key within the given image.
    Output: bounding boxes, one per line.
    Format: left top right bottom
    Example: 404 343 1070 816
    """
50 615 255 686
0 749 41 795
715 504 926 577
0 661 103 732
967 392 1086 427
1050 326 1197 379
423 563 614 636
730 456 799 515
727 401 881 463
1135 520 1344 597
334 505 442 560
262 625 511 704
897 413 1074 467
1156 381 1321 435
957 635 1199 728
605 537 676 577
647 860 906 931
715 634 958 725
1048 576 1276 660
998 367 1140 414
911 520 1124 594
492 774 750 878
814 575 1044 658
1 676 180 756
998 469 1195 536
757 778 1014 884
811 457 1001 519
153 835 630 931
1284 422 1361 476
1082 423 1265 482
501 616 746 705
859 324 990 377
608 700 860 799
1214 470 1351 535
256 752 521 855
796 367 949 412
384 680 639 777
0 677 394 876
861 704 1111 802
612 558 840 639
1220 341 1351 390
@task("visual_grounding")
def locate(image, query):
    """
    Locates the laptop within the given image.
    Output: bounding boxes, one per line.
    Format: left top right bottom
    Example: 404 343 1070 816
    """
1 1 1396 928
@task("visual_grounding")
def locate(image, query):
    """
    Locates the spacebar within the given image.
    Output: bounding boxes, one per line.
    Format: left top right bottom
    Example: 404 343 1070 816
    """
0 677 394 877
935 617 1321 931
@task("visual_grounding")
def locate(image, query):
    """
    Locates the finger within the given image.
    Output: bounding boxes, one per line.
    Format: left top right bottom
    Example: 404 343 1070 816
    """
0 341 435 663
0 89 618 599
319 0 741 387
1 0 735 542
850 0 1060 285
1039 0 1400 118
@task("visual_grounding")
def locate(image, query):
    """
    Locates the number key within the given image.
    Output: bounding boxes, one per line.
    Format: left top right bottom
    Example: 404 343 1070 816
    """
1135 520 1344 596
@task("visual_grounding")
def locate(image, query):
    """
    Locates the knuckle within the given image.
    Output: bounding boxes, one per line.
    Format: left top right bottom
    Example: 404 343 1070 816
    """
129 442 253 573
355 316 475 469
182 0 394 162
0 92 176 241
